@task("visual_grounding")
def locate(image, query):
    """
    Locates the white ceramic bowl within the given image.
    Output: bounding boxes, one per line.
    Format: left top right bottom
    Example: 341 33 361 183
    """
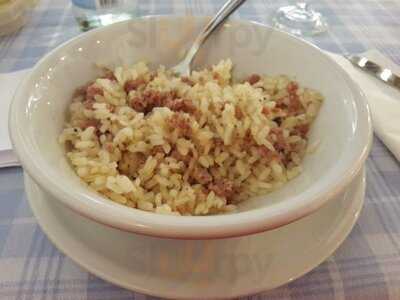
9 16 372 239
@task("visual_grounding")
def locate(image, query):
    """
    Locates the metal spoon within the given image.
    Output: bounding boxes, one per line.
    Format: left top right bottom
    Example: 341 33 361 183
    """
171 0 247 76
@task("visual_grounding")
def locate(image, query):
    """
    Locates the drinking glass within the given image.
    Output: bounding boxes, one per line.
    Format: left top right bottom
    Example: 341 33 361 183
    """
273 2 328 36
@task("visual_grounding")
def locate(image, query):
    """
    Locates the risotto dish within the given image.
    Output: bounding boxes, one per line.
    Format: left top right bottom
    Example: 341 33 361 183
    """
59 60 323 216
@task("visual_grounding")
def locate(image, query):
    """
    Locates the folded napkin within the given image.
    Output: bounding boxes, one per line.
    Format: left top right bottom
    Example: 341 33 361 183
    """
0 69 29 168
0 50 399 168
328 49 400 161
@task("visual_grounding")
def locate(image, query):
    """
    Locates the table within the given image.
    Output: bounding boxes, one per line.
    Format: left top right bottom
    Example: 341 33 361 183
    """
1 0 400 299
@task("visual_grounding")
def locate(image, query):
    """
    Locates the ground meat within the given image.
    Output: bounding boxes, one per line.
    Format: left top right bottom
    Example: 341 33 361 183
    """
166 99 196 114
241 137 255 153
246 74 261 85
275 98 287 110
130 90 181 114
262 106 270 116
118 152 146 177
287 81 298 93
213 72 224 85
104 142 114 152
167 113 192 137
288 94 304 115
102 69 116 81
235 106 244 120
292 124 310 138
257 146 280 162
166 90 178 99
192 166 213 185
145 90 166 107
124 77 147 93
208 179 235 200
171 149 191 165
130 96 147 113
83 99 95 110
79 118 100 131
73 84 89 99
258 145 271 157
129 91 160 114
243 129 254 147
150 145 165 156
270 127 282 135
208 167 220 180
86 84 104 100
281 154 292 167
181 76 195 86
214 138 224 148
271 128 288 153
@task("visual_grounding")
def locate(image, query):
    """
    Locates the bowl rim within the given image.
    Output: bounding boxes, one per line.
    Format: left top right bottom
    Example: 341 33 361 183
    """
9 15 373 239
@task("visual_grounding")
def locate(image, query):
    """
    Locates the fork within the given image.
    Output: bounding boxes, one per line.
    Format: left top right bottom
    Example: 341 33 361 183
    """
171 0 247 77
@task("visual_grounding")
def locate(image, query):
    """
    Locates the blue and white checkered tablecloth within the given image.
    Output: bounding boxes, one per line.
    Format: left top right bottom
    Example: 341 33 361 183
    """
1 0 400 299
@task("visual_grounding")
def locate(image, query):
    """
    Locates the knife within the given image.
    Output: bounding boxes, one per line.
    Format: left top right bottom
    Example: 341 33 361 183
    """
345 54 400 92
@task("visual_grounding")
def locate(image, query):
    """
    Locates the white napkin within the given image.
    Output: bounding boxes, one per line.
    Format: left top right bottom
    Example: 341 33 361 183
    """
0 69 29 168
0 50 399 168
328 50 400 161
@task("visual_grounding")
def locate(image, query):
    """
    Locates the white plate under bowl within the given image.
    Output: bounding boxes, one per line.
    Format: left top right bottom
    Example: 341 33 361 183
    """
24 168 365 299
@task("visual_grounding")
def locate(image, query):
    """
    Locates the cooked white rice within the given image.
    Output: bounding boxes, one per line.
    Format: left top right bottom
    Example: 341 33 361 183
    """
59 59 323 216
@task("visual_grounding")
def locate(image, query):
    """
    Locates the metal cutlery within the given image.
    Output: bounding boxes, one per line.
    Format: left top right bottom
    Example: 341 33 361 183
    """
171 0 247 76
345 54 400 92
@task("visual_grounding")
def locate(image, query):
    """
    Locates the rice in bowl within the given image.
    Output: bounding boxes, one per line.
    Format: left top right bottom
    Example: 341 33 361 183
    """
59 59 322 216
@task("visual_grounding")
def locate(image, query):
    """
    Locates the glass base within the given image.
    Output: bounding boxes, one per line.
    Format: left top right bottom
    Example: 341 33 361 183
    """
273 3 328 36
76 13 135 31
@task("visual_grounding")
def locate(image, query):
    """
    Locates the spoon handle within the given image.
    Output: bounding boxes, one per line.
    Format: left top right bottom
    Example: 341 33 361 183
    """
183 0 247 67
